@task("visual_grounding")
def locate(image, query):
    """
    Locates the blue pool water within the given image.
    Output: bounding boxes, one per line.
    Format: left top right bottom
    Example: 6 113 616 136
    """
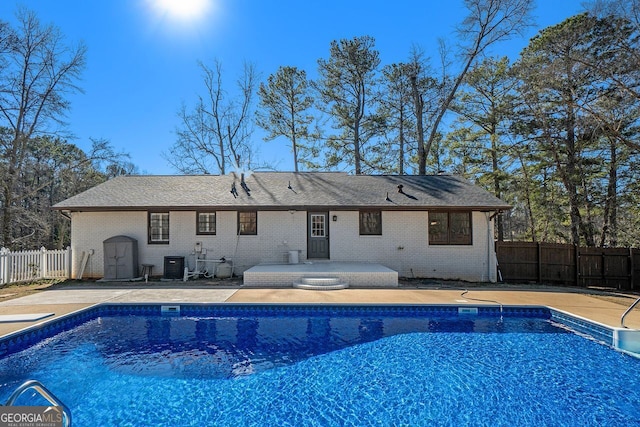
1 305 639 426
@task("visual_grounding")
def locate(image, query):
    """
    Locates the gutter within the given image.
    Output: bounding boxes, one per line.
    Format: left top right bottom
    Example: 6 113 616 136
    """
51 204 513 213
57 210 71 220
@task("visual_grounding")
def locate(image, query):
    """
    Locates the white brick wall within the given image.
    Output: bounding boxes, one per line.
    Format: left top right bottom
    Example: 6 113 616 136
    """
70 209 497 282
232 211 307 271
328 211 495 282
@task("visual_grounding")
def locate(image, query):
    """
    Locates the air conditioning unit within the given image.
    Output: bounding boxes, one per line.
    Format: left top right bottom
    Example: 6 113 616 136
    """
163 256 185 279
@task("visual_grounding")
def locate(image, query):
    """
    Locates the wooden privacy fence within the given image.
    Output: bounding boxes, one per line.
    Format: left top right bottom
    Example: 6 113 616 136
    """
0 247 71 285
496 242 640 290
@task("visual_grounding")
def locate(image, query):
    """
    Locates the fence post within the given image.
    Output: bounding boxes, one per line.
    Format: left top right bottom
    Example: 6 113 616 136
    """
0 247 7 285
66 246 72 279
601 249 606 288
40 246 48 279
1 247 11 285
537 242 542 284
575 244 580 287
630 247 635 291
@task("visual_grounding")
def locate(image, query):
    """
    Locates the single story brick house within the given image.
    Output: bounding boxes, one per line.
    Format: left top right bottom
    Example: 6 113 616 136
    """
52 172 510 282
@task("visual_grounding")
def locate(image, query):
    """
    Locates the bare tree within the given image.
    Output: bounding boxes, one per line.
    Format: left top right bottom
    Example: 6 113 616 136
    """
0 8 86 247
418 0 534 174
167 59 258 174
15 136 133 250
586 0 640 28
405 45 446 174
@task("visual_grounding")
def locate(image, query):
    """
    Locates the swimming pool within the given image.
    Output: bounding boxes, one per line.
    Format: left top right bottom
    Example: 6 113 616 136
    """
1 304 639 426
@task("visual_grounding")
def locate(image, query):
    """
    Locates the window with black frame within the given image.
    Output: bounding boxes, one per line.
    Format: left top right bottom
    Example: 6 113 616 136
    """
359 210 382 235
428 211 471 245
148 212 169 244
238 211 257 235
197 211 216 235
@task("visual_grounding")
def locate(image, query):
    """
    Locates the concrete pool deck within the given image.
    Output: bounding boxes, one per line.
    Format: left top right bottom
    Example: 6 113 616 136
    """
1 281 639 337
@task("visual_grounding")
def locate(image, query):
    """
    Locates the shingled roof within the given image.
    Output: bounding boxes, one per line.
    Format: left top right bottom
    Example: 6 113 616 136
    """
52 172 511 211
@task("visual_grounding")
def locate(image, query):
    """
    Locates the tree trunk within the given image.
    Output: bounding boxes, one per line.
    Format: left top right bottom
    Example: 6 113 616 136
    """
564 101 584 246
290 102 299 172
1 133 25 248
410 75 425 174
354 125 362 175
2 184 13 248
399 108 405 175
292 133 299 172
490 127 504 241
600 137 618 246
516 149 537 242
353 83 365 175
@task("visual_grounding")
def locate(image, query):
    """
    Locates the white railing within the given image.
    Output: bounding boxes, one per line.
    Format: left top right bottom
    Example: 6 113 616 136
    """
0 246 71 285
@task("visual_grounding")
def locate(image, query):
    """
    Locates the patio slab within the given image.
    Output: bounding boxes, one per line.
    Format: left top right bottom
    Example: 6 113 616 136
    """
0 282 638 338
227 287 640 329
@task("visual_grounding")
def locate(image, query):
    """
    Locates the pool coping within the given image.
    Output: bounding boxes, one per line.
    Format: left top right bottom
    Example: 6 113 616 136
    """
1 302 639 359
548 306 640 357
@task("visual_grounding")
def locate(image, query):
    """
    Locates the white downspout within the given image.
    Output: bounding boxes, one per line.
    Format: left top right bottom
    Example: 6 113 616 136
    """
486 212 493 283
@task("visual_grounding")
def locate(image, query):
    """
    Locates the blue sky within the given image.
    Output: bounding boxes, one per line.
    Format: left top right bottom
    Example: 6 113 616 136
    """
0 0 586 175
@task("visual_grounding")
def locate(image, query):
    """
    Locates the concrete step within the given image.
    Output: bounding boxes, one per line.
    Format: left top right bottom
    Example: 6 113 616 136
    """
293 276 349 290
243 262 398 287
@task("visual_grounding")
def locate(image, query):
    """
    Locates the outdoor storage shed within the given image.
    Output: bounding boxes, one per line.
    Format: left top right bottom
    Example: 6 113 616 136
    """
103 235 138 280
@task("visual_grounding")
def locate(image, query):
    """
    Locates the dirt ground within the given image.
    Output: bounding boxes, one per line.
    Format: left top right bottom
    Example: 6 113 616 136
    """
0 279 67 301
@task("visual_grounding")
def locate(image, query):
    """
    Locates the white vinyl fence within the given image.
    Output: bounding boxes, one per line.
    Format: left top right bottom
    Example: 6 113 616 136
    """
0 247 71 285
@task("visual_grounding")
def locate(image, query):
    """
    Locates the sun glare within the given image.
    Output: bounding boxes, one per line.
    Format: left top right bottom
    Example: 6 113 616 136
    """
153 0 211 20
